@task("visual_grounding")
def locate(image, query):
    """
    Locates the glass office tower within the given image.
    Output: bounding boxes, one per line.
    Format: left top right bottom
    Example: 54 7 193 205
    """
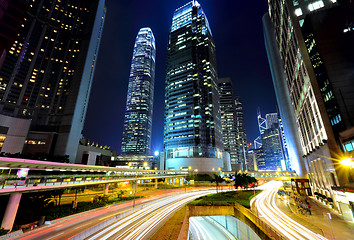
218 78 246 171
235 96 247 170
121 28 156 155
164 1 229 172
218 78 238 170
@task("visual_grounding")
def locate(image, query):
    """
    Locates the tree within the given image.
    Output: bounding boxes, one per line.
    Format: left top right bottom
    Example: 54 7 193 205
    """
233 173 258 189
211 174 225 193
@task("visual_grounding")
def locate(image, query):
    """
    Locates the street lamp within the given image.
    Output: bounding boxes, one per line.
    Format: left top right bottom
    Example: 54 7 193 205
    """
340 158 354 183
340 158 354 167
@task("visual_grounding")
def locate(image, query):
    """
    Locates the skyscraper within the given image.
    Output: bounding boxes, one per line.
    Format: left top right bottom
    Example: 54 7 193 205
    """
262 121 286 171
235 96 247 170
164 1 229 172
0 0 106 162
265 113 278 128
121 27 156 156
265 0 354 216
218 78 244 171
0 0 28 68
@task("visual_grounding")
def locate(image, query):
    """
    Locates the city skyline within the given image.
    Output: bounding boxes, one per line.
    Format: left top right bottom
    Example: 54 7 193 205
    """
0 0 352 236
83 0 277 153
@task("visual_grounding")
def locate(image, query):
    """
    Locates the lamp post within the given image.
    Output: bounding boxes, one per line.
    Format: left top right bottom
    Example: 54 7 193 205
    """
194 169 198 179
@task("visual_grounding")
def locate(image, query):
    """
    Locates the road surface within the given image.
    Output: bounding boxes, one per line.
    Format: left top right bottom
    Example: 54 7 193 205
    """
253 181 327 240
86 190 216 240
189 216 237 240
11 189 214 240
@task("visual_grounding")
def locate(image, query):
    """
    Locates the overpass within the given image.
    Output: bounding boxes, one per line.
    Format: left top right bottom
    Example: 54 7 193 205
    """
0 157 303 231
0 157 187 231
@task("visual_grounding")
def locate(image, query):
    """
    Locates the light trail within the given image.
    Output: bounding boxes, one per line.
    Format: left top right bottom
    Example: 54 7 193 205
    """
254 181 327 240
13 188 203 240
189 216 237 240
86 190 216 240
189 217 214 240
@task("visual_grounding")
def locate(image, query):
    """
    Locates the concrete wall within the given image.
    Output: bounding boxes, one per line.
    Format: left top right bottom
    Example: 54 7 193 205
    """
179 204 281 240
75 144 113 165
0 114 31 154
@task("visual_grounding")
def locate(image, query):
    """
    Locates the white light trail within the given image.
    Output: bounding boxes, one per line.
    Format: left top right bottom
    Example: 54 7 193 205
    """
254 181 327 240
87 190 215 240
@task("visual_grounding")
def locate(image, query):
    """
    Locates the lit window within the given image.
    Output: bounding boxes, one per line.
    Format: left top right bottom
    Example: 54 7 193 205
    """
308 1 324 11
295 8 303 16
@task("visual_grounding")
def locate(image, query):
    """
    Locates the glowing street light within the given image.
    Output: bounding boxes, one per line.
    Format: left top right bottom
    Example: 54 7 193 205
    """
340 158 354 167
143 162 148 170
340 158 353 183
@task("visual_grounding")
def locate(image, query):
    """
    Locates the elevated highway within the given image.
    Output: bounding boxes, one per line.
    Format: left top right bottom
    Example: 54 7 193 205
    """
0 157 186 231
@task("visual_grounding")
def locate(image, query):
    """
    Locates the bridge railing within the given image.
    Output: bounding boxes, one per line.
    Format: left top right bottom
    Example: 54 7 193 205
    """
0 173 184 189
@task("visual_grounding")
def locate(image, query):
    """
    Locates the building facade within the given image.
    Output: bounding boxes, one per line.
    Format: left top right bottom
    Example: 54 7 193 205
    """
164 1 229 172
121 27 156 156
247 147 265 171
0 0 106 162
265 0 354 219
235 96 247 170
218 78 244 171
261 121 286 171
0 0 28 68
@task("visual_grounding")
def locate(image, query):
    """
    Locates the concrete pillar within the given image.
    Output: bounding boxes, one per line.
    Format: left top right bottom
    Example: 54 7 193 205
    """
1 193 22 230
155 179 158 189
104 183 109 195
164 178 168 184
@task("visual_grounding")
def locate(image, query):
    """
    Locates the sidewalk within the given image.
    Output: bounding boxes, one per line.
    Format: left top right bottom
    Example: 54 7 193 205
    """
276 196 354 240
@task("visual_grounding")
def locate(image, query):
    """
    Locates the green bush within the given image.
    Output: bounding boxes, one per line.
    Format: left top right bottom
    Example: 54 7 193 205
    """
188 190 261 208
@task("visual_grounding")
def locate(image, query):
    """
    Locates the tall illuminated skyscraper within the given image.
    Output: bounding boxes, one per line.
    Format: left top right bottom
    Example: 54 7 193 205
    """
121 28 156 155
218 78 246 171
164 1 229 172
235 96 247 170
218 78 238 170
0 0 106 162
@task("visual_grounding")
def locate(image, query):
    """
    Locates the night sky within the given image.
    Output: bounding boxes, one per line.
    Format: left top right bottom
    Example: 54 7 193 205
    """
83 0 277 154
